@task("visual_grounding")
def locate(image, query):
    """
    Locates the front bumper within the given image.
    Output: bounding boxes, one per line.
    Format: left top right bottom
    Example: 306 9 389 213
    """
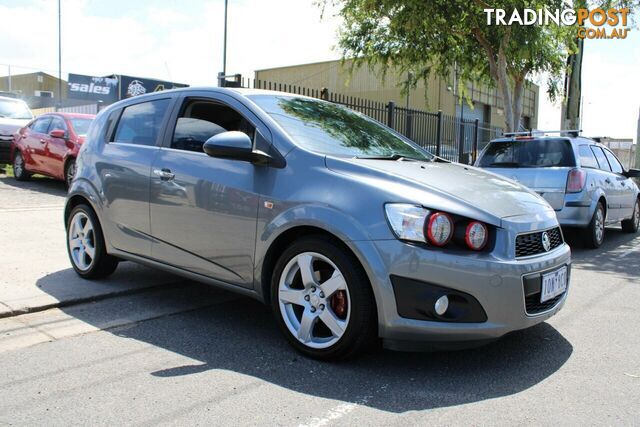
354 236 571 349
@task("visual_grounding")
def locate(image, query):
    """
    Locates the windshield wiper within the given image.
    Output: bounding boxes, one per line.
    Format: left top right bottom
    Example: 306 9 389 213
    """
355 154 428 162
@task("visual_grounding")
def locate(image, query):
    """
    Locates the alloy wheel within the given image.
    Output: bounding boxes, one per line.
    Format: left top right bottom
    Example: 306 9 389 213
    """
278 252 351 349
595 206 604 243
66 161 76 187
14 153 23 177
68 211 96 271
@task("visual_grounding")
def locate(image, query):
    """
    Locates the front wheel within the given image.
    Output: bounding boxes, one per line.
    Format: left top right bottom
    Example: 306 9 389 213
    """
66 204 119 279
13 151 31 181
621 198 640 233
585 202 605 249
271 236 377 360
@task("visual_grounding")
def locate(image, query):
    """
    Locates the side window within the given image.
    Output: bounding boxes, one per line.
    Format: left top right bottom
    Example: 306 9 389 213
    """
578 145 598 168
32 117 52 134
590 146 611 172
603 148 623 174
48 117 67 133
113 99 171 146
171 99 256 153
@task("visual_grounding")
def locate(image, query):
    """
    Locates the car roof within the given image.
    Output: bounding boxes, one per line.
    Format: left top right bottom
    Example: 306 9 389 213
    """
489 135 600 146
41 112 96 119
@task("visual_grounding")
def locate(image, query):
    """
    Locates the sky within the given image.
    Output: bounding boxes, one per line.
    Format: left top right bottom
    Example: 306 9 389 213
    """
0 0 638 141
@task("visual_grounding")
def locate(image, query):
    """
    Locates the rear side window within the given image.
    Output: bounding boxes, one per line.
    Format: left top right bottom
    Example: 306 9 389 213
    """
590 146 611 172
578 145 598 168
478 139 575 168
113 99 170 146
603 148 623 174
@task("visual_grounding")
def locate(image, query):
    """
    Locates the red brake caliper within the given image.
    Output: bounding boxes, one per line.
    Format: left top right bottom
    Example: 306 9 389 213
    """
330 290 348 318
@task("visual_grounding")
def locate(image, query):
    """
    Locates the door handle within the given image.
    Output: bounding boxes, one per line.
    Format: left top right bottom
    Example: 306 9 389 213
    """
605 178 611 184
39 139 46 144
153 168 175 181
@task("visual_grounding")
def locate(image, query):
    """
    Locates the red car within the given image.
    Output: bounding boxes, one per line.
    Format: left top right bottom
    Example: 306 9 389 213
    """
10 113 95 187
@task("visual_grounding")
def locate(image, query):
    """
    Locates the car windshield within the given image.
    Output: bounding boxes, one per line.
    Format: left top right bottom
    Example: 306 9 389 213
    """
248 95 434 161
0 99 33 120
69 118 93 136
478 138 576 168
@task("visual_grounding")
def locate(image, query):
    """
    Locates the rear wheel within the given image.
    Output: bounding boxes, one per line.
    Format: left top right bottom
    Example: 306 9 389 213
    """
64 158 76 189
271 236 377 360
66 204 119 279
585 202 605 249
13 151 31 181
621 198 640 233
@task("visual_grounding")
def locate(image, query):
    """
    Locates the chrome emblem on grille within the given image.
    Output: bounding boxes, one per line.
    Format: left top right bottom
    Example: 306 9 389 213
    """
541 232 551 252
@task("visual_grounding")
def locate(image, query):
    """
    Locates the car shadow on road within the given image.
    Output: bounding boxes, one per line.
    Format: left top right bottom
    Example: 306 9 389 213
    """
42 272 573 413
563 226 640 280
0 175 67 197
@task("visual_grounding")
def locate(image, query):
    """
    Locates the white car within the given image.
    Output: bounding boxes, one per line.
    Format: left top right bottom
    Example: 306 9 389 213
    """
0 96 34 165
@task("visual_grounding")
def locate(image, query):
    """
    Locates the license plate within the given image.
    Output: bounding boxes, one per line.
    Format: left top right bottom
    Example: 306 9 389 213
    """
541 266 567 303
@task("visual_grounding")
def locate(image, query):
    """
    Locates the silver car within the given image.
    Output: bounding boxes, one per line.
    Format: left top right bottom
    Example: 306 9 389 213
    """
64 88 571 359
476 135 640 248
0 96 34 165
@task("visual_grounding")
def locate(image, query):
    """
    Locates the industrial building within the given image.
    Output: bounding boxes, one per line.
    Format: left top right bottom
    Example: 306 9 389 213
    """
255 59 539 131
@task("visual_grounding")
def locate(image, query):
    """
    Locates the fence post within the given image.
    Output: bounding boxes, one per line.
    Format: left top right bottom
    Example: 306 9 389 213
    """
405 110 413 140
458 119 466 164
436 110 442 157
387 101 396 129
473 118 480 164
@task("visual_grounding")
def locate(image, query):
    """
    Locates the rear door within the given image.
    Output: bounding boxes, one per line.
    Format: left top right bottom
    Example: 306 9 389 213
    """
602 147 636 219
477 138 575 210
98 97 174 257
24 116 52 173
590 145 621 221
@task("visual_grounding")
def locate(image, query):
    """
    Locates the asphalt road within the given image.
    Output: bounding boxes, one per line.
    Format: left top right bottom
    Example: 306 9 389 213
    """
0 175 639 426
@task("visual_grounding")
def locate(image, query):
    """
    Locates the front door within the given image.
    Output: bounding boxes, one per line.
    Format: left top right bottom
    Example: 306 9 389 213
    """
149 93 266 287
43 116 68 179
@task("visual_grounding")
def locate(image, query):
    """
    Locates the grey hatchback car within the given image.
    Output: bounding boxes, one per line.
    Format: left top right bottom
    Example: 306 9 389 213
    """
65 88 571 359
476 135 640 248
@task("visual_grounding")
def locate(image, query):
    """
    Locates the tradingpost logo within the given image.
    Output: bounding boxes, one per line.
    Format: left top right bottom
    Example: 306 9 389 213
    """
483 7 631 39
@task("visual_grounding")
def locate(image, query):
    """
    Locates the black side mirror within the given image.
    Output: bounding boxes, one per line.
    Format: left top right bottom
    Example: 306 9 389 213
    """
624 168 640 178
203 131 272 165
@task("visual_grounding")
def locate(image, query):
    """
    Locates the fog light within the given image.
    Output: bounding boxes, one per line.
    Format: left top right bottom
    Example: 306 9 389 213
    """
434 295 449 315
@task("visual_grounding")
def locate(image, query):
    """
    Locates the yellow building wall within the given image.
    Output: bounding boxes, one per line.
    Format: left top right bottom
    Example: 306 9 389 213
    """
255 59 539 130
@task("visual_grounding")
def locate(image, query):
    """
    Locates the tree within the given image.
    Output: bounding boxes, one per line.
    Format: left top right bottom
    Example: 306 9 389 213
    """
322 0 577 132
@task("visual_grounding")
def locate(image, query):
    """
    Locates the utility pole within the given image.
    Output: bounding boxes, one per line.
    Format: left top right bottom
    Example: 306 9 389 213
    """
57 0 62 111
223 0 228 76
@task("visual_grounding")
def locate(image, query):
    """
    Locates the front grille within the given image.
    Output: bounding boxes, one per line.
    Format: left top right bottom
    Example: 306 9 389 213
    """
515 227 563 258
525 292 565 315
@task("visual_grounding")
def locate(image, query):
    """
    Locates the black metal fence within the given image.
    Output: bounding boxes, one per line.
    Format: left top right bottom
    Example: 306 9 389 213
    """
233 77 503 164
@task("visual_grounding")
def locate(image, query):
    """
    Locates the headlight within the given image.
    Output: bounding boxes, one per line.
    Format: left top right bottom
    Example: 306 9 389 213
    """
384 203 429 242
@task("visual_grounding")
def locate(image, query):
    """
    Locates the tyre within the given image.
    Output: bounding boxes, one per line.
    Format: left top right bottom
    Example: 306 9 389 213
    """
64 158 76 189
271 235 377 360
585 201 605 249
66 204 119 279
13 151 31 181
621 198 640 233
